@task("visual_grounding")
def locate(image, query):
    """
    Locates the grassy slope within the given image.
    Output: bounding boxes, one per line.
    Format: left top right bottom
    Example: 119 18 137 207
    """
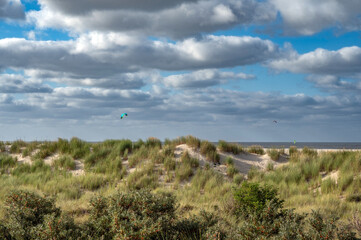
0 137 360 232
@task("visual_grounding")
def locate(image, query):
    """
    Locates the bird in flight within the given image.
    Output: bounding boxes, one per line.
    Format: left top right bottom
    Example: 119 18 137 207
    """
273 120 278 123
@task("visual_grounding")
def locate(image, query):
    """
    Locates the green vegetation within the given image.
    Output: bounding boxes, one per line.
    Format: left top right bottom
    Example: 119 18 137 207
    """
218 140 242 154
52 154 76 170
267 147 281 161
247 145 265 155
0 136 360 239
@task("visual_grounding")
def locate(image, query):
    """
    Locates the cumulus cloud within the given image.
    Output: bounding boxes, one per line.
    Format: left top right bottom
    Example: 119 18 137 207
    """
0 73 52 93
0 35 278 79
163 69 255 88
0 0 24 20
269 46 361 76
307 75 361 93
270 0 361 35
28 0 276 39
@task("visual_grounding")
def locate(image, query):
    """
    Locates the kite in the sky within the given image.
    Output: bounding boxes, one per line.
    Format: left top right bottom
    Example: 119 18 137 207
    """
273 120 278 123
294 140 296 144
120 113 128 119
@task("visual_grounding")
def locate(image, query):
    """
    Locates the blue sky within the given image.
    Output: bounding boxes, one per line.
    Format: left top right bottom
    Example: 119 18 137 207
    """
0 0 361 142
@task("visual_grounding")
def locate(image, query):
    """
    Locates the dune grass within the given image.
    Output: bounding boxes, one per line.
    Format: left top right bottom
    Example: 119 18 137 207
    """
218 140 242 154
0 136 360 238
247 145 265 155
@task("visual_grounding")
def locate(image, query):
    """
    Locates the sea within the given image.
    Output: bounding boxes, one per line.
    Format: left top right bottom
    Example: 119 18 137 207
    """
226 142 361 149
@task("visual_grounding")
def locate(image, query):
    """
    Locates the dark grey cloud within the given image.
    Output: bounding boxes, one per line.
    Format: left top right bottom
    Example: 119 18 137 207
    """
0 0 24 20
0 35 278 79
0 73 52 93
38 0 200 14
163 69 255 88
270 0 361 35
30 0 276 39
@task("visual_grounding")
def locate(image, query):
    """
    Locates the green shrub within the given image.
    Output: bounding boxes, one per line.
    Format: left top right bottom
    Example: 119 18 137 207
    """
3 190 61 239
233 181 284 218
31 213 81 240
52 155 76 170
247 145 265 155
108 190 176 239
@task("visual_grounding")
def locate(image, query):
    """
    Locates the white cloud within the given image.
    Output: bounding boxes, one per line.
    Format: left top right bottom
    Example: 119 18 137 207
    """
270 0 361 35
0 35 278 78
163 69 255 88
28 0 276 39
269 46 361 76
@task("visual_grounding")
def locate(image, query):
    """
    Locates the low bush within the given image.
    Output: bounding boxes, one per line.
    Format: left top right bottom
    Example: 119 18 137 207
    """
3 190 61 239
233 181 284 218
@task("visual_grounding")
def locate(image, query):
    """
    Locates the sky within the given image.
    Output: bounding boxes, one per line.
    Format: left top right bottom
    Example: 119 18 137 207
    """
0 0 361 142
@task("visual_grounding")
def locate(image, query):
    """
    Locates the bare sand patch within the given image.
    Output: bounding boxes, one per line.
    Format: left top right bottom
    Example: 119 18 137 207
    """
71 160 85 176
